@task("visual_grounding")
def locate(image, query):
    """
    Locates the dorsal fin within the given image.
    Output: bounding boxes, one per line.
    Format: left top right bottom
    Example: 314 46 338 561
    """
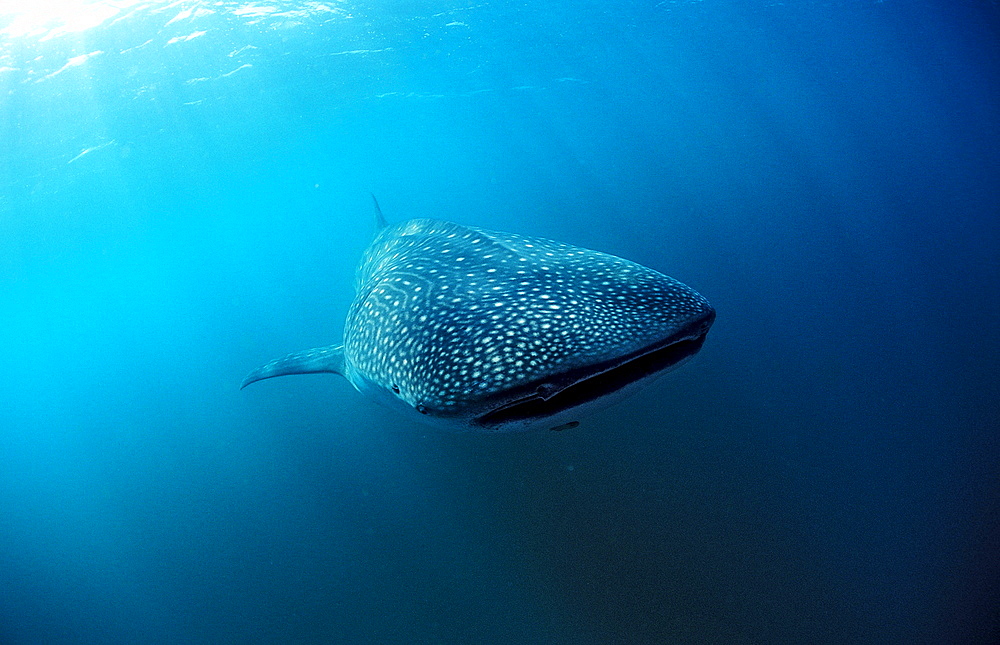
370 193 388 232
240 345 345 389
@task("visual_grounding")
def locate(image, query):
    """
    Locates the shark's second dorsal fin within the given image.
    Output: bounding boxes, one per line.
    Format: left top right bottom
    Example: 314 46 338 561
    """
240 345 345 389
370 194 388 232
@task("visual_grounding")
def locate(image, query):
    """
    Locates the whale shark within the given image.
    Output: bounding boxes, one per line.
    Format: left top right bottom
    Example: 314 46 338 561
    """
242 198 715 432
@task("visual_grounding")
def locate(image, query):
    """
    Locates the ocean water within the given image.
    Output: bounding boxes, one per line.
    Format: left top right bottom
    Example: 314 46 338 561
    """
1 1 998 643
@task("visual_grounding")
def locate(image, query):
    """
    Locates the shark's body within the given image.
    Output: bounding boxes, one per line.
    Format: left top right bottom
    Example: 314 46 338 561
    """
242 203 714 432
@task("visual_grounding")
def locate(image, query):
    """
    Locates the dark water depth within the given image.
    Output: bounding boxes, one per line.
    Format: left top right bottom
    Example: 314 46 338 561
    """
1 2 997 643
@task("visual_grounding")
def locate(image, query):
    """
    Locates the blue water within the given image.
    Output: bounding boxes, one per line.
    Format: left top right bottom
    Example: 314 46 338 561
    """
2 1 997 643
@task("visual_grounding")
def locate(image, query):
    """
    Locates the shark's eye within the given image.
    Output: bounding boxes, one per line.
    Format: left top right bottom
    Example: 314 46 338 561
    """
392 384 400 394
416 404 428 414
535 383 556 398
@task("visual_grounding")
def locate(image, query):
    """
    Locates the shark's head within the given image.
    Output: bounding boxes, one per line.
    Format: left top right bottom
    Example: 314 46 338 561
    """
242 212 714 432
336 218 714 432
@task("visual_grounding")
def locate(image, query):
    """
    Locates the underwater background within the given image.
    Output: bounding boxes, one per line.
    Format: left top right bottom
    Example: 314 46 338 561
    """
1 1 997 643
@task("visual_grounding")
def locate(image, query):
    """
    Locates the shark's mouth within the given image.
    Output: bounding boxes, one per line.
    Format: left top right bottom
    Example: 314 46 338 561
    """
474 313 714 429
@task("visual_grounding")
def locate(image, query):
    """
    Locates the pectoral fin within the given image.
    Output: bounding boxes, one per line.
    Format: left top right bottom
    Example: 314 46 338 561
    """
241 345 345 389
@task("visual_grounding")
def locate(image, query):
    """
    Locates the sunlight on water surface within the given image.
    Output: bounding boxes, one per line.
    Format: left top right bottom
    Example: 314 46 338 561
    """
0 0 149 39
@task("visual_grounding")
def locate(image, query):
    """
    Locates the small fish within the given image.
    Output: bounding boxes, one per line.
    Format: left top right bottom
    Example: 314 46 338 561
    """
243 197 714 432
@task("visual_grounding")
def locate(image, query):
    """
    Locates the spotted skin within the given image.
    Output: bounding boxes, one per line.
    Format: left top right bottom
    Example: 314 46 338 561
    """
243 215 714 432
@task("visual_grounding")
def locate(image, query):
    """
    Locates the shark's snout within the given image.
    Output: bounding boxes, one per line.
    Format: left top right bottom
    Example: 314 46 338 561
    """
473 298 715 430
